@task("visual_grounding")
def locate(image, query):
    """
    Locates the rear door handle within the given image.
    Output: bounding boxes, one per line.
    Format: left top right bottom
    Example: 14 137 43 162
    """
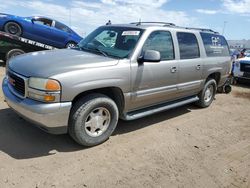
171 66 177 73
196 65 201 70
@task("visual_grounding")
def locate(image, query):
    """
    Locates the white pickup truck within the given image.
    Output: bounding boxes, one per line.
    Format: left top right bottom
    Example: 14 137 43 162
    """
234 55 250 81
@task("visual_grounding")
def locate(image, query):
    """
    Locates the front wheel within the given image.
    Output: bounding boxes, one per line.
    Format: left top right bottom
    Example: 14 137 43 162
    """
196 79 217 108
4 22 22 36
69 94 119 146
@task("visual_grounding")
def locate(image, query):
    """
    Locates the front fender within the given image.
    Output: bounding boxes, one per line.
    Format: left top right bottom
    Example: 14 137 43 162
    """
51 62 131 102
70 78 125 99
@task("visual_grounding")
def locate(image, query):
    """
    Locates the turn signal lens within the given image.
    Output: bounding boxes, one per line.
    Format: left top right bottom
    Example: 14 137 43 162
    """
45 80 61 91
28 78 61 102
44 95 56 102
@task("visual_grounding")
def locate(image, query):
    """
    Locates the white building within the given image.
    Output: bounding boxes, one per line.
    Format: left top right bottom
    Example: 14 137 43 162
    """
227 40 250 49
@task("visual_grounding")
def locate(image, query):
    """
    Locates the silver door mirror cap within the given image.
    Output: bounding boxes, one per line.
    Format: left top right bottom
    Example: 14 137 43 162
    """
138 50 161 63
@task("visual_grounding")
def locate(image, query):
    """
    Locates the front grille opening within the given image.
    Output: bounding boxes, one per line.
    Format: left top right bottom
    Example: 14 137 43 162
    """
8 71 25 97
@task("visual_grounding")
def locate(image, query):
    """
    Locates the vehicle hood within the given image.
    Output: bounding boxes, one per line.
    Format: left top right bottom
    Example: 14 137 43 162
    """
8 49 119 77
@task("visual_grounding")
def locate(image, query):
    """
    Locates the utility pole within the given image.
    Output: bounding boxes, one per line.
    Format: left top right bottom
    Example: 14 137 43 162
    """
222 21 227 35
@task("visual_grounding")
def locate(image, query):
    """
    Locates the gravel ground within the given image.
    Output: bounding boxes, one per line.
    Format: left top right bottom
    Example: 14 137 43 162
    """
0 63 250 188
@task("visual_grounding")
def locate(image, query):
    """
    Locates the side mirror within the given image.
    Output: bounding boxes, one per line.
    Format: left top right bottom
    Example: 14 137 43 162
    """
138 50 161 63
31 18 35 24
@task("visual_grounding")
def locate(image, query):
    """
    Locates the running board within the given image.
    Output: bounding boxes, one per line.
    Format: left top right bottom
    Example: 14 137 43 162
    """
122 96 199 121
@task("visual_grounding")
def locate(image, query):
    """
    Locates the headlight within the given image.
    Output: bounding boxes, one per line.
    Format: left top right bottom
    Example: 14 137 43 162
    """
28 77 61 102
29 77 61 91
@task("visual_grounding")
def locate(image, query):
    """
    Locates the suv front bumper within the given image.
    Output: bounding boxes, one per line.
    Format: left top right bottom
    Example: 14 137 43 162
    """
2 77 72 134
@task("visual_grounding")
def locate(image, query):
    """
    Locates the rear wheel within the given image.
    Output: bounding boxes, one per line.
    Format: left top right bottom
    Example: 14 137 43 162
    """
196 79 217 108
66 42 77 48
6 49 25 61
4 22 22 36
69 94 119 146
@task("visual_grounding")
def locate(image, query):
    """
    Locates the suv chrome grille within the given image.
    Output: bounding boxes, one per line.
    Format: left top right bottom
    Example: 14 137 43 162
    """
8 71 25 97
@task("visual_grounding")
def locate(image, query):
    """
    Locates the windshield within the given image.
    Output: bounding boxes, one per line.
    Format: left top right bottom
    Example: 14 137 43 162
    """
77 26 144 59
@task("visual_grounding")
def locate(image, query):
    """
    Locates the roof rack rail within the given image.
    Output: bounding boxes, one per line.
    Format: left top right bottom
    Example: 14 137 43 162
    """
129 22 219 34
130 22 176 27
184 27 219 34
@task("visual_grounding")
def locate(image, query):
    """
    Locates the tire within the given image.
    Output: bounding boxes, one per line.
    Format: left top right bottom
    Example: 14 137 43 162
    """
66 42 77 48
6 49 25 61
196 79 217 108
4 22 22 36
69 94 119 146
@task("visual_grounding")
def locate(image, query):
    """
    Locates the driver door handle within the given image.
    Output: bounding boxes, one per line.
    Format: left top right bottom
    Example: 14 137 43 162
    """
196 65 201 70
171 66 177 73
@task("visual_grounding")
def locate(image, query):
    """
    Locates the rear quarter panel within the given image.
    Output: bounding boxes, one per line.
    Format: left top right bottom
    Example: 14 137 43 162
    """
203 56 232 87
198 33 232 87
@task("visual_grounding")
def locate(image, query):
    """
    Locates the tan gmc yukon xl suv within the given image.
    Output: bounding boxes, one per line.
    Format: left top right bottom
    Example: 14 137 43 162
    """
2 22 231 146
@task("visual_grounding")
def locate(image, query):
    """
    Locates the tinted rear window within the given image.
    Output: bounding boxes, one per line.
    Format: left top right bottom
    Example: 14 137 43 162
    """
200 33 230 57
55 22 71 33
177 32 200 59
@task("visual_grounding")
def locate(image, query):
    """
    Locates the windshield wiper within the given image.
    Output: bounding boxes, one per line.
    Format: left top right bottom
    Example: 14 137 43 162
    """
76 45 120 59
90 46 108 57
78 45 108 57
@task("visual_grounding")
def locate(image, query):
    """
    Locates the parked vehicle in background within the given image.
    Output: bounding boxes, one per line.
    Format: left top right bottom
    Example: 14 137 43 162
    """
245 50 250 56
233 54 250 81
230 48 239 57
2 22 231 146
0 13 82 48
0 31 56 62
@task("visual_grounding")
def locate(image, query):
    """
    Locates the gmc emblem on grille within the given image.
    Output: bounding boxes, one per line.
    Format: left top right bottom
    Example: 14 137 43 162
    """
8 77 15 86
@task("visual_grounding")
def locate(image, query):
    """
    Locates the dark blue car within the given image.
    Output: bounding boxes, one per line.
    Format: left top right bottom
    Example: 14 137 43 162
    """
0 13 82 48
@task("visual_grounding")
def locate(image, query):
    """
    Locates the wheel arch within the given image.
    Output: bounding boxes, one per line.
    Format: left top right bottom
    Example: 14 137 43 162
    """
3 20 23 32
67 40 77 44
71 87 125 116
206 72 221 86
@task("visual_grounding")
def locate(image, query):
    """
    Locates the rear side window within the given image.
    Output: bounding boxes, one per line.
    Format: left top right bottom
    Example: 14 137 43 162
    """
177 32 200 59
143 31 174 60
200 33 229 57
55 22 71 33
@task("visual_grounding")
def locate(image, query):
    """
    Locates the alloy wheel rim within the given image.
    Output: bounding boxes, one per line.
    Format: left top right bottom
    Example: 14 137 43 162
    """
9 25 18 34
67 43 76 48
204 85 214 103
84 107 111 137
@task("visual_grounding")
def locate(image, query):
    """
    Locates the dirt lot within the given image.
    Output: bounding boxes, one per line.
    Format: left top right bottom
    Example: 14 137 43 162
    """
0 63 250 188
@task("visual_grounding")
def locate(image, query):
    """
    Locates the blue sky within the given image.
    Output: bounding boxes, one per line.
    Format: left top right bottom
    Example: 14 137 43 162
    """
1 0 250 39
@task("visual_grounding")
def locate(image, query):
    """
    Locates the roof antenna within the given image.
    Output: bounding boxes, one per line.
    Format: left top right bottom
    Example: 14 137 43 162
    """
137 18 141 26
106 20 112 25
